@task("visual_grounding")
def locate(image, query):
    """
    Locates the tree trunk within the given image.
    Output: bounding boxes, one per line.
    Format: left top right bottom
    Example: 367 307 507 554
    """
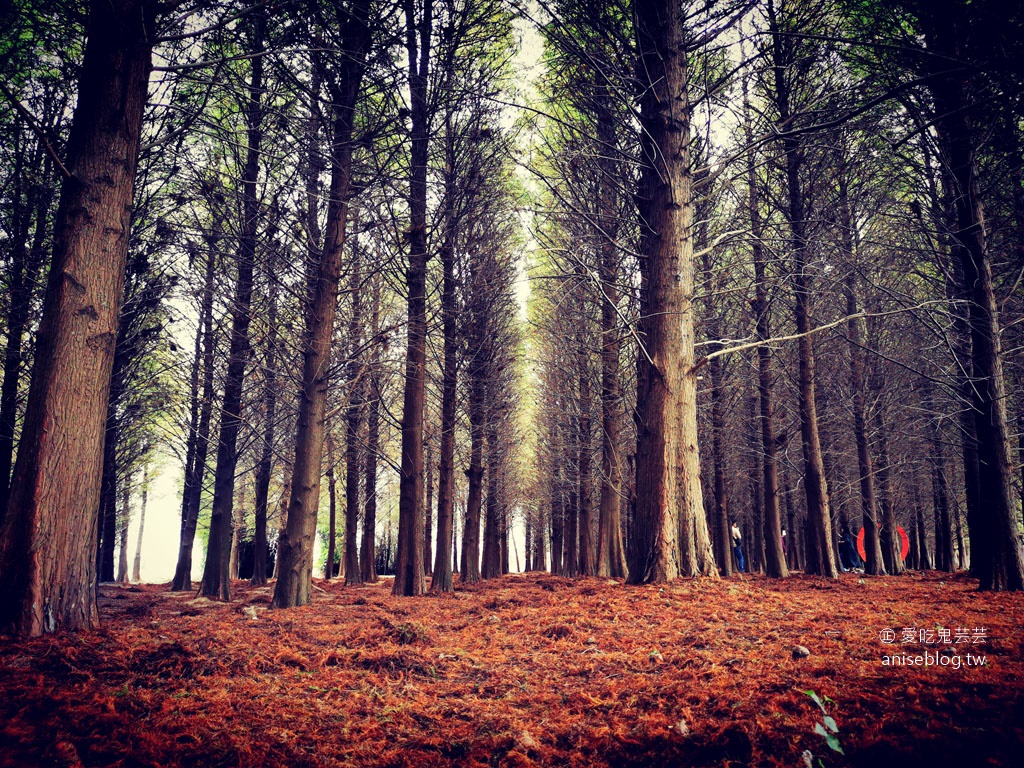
0 175 52 520
562 415 579 577
739 58 787 580
132 464 147 582
273 1 371 608
914 482 932 571
550 477 564 574
116 478 130 583
577 314 595 577
361 281 383 583
482 420 502 579
431 147 458 590
0 0 154 636
98 422 118 583
201 14 265 601
423 435 434 577
839 170 885 575
172 247 215 591
326 441 338 579
766 0 837 578
628 0 711 584
871 403 905 576
923 3 1024 590
393 0 433 598
921 376 953 572
594 90 627 580
250 274 277 586
344 244 365 586
462 365 485 584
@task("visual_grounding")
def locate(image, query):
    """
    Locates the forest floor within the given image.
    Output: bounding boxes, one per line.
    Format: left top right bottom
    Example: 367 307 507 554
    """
1 571 1022 768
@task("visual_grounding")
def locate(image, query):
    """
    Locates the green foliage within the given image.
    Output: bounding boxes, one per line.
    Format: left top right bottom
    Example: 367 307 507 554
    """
804 690 844 758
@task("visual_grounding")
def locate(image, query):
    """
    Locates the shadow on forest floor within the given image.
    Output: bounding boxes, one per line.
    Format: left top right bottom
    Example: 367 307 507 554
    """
1 570 1021 767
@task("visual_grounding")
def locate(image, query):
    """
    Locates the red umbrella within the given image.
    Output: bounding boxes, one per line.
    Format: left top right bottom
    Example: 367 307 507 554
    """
856 526 909 562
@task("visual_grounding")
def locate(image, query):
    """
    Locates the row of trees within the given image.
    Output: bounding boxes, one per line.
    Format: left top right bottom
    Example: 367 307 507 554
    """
0 0 1021 637
528 0 1024 589
0 0 527 635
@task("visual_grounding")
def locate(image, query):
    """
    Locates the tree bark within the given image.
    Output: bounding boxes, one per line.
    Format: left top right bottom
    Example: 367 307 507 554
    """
594 88 627 580
424 435 434 577
273 1 371 608
0 0 154 636
482 419 502 579
116 478 130 583
838 170 885 575
344 244 365 586
98 420 118 583
326 439 338 579
870 399 905 576
628 0 714 583
393 0 433 597
922 2 1024 590
250 274 277 586
201 14 265 600
766 0 837 578
431 139 458 591
462 365 485 584
576 310 595 577
361 279 383 583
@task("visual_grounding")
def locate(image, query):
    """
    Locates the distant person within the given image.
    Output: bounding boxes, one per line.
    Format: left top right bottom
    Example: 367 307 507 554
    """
838 526 862 572
781 528 788 555
731 521 745 573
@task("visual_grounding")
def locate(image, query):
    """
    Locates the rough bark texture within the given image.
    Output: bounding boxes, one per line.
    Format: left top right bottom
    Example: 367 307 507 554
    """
628 0 714 583
0 0 154 636
273 2 370 608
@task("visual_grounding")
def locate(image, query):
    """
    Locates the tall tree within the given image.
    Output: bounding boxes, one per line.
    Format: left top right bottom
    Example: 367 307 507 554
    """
201 12 266 600
0 0 155 635
627 0 718 584
393 0 433 597
764 0 838 578
915 0 1024 591
273 0 373 608
837 163 885 576
344 241 366 586
171 245 216 591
